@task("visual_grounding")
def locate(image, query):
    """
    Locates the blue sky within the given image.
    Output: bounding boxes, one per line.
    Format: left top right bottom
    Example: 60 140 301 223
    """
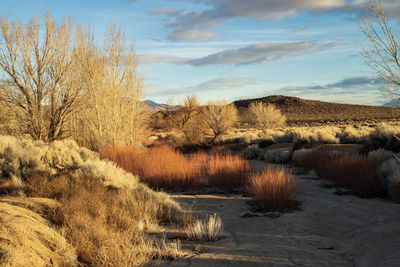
2 0 399 105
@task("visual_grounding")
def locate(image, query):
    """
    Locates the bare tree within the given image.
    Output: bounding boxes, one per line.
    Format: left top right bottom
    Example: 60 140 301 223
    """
161 95 204 144
248 102 286 130
0 13 84 141
362 0 400 98
202 100 238 143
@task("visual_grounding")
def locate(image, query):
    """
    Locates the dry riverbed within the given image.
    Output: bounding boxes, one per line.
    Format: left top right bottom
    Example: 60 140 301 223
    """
158 164 400 267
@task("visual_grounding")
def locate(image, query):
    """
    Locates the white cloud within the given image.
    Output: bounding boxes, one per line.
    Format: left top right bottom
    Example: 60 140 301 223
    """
168 29 219 41
152 0 399 41
146 75 255 96
137 53 189 64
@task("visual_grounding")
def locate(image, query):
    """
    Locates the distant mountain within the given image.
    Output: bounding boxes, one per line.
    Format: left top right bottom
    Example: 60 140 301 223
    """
142 100 181 110
382 98 400 107
234 95 400 124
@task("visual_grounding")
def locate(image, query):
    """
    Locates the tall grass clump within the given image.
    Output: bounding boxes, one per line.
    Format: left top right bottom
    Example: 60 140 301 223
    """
247 167 297 212
185 214 224 242
295 150 386 197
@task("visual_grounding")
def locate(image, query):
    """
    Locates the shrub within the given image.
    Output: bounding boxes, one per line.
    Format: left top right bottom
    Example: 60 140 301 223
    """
290 127 340 144
372 123 400 140
368 148 394 163
241 145 264 160
79 159 140 190
264 147 292 163
315 127 340 144
380 158 400 200
0 135 99 179
291 148 314 168
338 125 373 144
186 214 224 242
247 167 297 212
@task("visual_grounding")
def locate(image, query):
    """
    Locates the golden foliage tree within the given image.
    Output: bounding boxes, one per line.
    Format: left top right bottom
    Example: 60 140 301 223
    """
77 25 146 149
0 13 146 148
248 102 286 130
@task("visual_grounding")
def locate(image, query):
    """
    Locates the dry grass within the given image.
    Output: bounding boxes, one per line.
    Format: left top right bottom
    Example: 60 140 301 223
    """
24 171 185 266
0 197 78 267
101 145 252 191
0 181 19 195
185 214 224 242
295 150 386 197
247 167 297 212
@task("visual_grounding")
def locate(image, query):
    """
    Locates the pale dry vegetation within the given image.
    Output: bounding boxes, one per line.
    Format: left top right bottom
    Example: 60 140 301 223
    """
24 172 184 266
0 136 186 266
222 123 400 148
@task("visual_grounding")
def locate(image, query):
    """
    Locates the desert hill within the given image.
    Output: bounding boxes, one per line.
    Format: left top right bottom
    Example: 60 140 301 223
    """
234 95 400 125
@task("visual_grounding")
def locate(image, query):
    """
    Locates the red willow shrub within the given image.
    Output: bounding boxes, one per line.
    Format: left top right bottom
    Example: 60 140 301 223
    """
295 150 386 197
101 145 251 190
247 167 297 212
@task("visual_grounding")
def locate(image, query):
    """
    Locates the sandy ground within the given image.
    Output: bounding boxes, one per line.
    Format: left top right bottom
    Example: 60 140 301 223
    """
159 164 400 267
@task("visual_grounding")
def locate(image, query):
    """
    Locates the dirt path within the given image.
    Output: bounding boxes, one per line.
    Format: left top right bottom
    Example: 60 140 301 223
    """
160 164 400 267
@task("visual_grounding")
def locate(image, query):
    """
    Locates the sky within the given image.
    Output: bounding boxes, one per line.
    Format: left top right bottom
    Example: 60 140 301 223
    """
1 0 399 105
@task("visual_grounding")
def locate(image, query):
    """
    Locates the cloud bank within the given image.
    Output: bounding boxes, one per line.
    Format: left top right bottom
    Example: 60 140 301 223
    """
139 41 341 66
276 76 389 96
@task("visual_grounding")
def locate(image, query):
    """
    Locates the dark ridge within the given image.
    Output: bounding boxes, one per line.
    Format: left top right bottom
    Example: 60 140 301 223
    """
234 95 400 124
